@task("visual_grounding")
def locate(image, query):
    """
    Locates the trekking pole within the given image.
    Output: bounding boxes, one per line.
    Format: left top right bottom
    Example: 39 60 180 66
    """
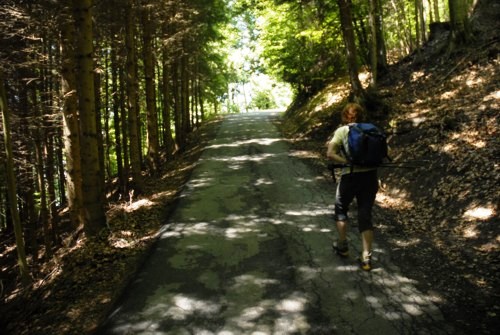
380 160 430 169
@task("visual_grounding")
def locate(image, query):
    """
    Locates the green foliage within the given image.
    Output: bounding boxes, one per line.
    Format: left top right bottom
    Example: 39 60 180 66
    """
250 89 277 110
255 0 345 95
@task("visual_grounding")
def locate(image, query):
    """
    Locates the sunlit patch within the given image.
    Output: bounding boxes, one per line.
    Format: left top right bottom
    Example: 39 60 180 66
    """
403 302 423 316
240 306 266 321
207 138 283 149
441 143 457 153
187 177 214 189
465 72 483 87
284 208 333 216
462 224 479 238
440 89 458 100
110 237 133 249
482 89 500 102
210 153 276 163
463 206 494 220
477 240 499 253
376 191 414 209
165 295 221 320
359 71 371 83
392 237 421 247
289 150 321 159
296 177 315 183
150 190 177 201
128 198 154 211
451 130 486 148
317 91 346 110
411 70 425 82
410 116 427 126
255 178 273 186
277 298 305 312
336 264 358 272
384 311 402 320
225 227 254 239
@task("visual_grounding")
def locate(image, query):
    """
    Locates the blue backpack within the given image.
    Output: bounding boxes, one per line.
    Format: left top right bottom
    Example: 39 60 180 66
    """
343 123 388 167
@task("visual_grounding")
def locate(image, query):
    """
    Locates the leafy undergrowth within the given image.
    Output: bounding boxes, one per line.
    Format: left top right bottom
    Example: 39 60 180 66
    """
0 118 222 335
281 33 499 335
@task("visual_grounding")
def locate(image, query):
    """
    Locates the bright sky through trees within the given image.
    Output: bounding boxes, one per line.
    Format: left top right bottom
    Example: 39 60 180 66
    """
227 3 293 113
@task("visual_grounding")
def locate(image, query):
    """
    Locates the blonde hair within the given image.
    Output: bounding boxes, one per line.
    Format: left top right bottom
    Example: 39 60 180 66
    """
341 103 365 124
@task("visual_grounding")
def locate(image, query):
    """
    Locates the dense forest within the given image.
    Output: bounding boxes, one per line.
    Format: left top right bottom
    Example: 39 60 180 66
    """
0 0 497 334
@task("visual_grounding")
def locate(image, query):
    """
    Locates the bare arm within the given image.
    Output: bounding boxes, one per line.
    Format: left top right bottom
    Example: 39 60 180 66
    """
326 140 348 164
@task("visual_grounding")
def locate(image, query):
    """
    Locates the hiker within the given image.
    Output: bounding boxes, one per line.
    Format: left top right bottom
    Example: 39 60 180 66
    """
326 102 379 271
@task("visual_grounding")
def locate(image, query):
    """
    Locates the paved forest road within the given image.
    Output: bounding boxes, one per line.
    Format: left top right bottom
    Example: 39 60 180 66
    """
97 112 454 334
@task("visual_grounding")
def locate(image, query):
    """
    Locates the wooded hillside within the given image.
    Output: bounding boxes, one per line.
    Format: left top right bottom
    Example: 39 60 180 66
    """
1 0 498 334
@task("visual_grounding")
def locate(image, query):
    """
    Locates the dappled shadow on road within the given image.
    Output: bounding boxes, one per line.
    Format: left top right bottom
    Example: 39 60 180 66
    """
97 112 454 334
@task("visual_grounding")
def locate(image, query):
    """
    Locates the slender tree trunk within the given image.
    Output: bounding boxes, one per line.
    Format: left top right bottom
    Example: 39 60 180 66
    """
119 68 130 195
104 51 112 180
369 0 378 87
418 0 427 43
374 0 387 71
74 0 106 237
173 60 184 150
55 134 66 206
336 0 365 101
392 0 413 54
111 45 124 192
45 136 59 245
0 69 31 284
32 83 53 258
93 52 106 203
17 77 39 259
125 0 143 193
162 50 176 157
181 55 191 140
60 2 84 231
141 4 160 174
433 0 441 22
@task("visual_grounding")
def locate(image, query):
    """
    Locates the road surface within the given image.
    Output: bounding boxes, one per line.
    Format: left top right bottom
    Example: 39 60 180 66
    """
97 112 454 334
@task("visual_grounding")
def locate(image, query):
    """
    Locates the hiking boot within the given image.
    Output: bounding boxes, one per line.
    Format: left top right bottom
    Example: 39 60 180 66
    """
333 240 349 257
360 252 372 271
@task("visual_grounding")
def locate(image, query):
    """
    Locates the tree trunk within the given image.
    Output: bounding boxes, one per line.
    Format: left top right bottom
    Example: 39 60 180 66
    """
74 0 106 237
32 80 53 258
45 136 59 246
104 51 112 180
60 2 84 231
161 48 176 157
141 4 160 174
173 60 184 150
110 45 124 193
125 0 144 193
369 0 378 87
181 55 191 137
119 68 130 195
448 0 471 50
336 0 365 101
0 69 31 284
418 0 427 44
433 0 441 22
392 0 413 54
374 0 387 72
